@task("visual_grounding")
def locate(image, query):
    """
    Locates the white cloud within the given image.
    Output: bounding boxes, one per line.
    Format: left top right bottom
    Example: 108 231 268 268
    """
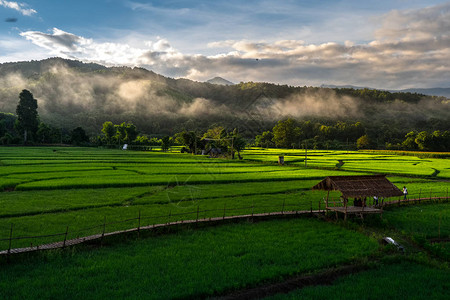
16 3 450 89
0 0 36 16
126 1 189 14
374 2 450 42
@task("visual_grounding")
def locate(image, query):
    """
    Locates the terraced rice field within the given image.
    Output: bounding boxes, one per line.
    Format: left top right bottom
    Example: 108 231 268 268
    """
266 261 450 300
0 147 448 250
243 148 450 179
0 146 449 299
0 218 379 299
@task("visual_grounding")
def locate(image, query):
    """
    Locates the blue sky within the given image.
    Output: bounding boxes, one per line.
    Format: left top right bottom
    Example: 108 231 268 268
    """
1 0 449 89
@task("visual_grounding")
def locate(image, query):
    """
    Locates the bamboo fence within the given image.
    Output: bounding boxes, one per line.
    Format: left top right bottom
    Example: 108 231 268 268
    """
1 189 448 256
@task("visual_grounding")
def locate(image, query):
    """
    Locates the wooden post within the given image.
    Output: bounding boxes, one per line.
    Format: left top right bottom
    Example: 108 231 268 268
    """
63 226 69 248
196 206 199 223
8 223 13 254
326 191 330 208
102 217 106 238
138 210 141 238
101 216 106 245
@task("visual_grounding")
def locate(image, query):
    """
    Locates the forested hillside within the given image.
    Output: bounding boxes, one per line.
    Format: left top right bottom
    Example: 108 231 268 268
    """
0 58 448 148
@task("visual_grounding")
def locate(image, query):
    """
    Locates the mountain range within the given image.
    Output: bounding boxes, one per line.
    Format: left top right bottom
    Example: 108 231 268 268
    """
0 58 448 138
320 84 450 98
206 77 234 86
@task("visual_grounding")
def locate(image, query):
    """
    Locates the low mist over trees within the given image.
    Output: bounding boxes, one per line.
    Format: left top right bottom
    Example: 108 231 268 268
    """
0 58 449 151
1 88 448 152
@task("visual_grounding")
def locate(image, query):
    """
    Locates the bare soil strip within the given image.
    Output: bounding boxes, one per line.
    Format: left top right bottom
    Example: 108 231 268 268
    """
213 264 369 300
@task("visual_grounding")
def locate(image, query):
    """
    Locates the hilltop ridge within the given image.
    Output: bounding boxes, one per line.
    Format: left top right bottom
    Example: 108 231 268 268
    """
0 58 448 139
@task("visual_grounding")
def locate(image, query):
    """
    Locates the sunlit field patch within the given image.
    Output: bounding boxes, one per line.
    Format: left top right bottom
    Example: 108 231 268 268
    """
0 147 448 250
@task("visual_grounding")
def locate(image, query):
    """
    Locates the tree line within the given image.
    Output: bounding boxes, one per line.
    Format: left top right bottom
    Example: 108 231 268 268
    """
254 118 449 152
255 118 365 150
1 89 448 152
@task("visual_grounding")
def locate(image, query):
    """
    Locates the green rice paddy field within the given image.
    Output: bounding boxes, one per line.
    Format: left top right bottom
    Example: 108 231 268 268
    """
266 260 450 300
0 146 448 299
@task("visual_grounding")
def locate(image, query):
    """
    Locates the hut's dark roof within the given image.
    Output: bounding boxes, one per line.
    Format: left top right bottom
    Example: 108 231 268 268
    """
312 175 403 198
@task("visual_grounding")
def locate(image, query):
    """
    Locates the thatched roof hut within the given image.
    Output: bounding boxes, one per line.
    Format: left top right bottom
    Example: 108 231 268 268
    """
312 175 403 198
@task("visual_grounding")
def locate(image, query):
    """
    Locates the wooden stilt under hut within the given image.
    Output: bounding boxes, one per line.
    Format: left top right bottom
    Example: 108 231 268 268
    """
312 175 403 220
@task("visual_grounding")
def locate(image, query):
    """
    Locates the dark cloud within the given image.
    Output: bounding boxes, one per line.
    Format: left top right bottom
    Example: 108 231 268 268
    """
5 17 17 22
21 28 82 52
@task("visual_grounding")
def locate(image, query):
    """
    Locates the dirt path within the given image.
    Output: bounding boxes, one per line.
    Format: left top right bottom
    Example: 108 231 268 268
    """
213 264 369 300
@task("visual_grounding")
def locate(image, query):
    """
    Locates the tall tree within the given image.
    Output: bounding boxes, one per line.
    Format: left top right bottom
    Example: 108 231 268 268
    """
356 135 370 149
36 122 52 143
125 122 138 144
102 121 116 144
255 131 274 148
203 126 227 149
227 128 247 159
415 131 431 151
71 127 89 145
115 122 127 144
272 118 301 148
16 89 39 144
175 130 199 153
160 136 173 152
401 131 418 150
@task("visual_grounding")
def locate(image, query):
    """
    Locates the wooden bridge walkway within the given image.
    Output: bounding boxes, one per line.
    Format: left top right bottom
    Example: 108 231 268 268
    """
0 210 320 256
326 196 448 219
1 195 447 256
382 196 448 206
